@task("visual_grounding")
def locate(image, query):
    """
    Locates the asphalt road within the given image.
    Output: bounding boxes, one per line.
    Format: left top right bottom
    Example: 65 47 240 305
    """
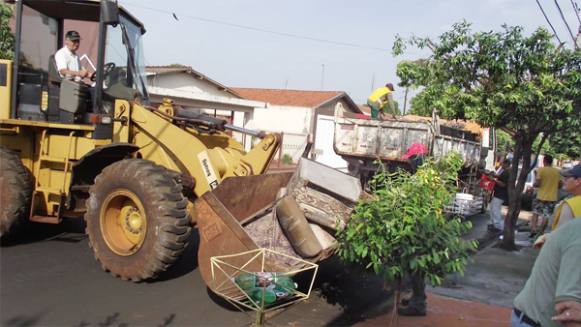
1 220 390 327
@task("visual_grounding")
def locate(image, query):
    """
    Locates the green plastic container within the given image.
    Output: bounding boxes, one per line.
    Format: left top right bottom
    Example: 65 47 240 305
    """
250 287 277 305
234 273 256 291
235 272 298 304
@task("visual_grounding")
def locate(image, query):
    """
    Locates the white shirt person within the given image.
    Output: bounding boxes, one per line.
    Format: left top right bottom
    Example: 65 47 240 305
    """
54 30 90 82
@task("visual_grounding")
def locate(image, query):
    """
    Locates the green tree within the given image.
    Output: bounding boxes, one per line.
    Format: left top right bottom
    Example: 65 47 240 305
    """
337 153 476 316
540 132 581 160
0 3 15 60
496 129 515 155
393 22 581 249
409 94 429 116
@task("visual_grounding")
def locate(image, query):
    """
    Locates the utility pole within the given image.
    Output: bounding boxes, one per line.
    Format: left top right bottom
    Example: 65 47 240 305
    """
403 87 409 115
370 73 375 92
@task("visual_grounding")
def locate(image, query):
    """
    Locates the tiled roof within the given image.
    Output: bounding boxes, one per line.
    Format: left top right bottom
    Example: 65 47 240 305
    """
145 65 241 98
231 88 344 108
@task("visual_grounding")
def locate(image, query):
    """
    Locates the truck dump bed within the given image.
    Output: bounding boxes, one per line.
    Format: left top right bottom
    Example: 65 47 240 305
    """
334 110 482 167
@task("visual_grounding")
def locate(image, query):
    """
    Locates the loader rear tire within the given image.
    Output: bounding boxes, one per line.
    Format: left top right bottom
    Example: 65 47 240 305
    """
85 159 192 281
0 147 33 238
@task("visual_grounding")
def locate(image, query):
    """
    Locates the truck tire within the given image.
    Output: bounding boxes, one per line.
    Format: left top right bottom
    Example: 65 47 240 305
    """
85 159 192 281
0 147 32 238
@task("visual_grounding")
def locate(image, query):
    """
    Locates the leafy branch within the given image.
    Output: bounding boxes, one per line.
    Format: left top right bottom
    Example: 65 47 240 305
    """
337 152 476 288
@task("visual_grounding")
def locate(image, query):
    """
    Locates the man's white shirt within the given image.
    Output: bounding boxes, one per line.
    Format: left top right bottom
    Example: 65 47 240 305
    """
54 46 82 82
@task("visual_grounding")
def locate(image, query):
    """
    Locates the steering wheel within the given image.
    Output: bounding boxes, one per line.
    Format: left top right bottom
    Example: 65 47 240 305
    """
92 62 117 81
90 62 117 82
103 62 116 75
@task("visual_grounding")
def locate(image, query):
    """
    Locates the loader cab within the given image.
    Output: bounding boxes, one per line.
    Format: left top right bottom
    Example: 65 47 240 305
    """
5 0 148 132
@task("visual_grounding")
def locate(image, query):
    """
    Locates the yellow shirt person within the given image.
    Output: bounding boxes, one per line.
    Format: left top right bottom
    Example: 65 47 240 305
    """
367 83 395 119
530 155 561 238
536 166 561 201
534 164 581 248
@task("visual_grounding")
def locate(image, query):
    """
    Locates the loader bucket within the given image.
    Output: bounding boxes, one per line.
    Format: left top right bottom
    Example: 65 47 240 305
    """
196 172 293 291
196 158 364 291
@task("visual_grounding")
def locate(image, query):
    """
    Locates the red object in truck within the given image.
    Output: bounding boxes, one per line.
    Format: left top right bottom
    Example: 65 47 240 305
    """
479 174 495 191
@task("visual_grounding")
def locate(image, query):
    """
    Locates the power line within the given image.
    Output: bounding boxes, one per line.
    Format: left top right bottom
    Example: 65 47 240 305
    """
570 0 581 24
536 0 563 43
121 1 393 53
553 0 577 44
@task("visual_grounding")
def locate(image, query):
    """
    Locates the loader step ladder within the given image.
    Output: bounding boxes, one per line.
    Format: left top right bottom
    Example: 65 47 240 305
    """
29 130 76 224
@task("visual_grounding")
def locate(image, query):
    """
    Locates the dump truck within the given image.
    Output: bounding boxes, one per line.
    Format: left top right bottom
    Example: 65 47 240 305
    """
0 0 363 289
333 106 489 214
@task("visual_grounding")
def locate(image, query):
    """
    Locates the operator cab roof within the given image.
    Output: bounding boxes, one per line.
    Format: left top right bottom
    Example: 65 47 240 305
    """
7 0 145 33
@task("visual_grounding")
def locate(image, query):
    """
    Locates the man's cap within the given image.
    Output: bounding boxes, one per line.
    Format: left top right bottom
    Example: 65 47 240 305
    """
402 143 428 160
65 30 80 41
561 164 581 178
385 83 394 91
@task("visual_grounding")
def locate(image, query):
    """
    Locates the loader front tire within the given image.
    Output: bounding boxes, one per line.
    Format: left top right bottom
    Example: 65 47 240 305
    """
0 147 32 238
85 159 192 281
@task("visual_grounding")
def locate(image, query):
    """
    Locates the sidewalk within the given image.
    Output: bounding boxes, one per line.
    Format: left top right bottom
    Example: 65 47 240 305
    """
356 292 512 327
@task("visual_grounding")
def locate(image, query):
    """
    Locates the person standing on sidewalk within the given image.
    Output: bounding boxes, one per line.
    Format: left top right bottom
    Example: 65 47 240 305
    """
511 216 581 327
551 164 581 229
489 159 511 233
534 164 581 248
530 155 561 239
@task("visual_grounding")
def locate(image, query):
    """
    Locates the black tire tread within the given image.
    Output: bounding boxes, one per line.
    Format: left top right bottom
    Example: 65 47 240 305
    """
0 147 33 237
85 159 192 281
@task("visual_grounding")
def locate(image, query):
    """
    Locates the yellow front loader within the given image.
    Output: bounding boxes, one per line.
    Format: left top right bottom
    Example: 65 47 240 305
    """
0 0 363 285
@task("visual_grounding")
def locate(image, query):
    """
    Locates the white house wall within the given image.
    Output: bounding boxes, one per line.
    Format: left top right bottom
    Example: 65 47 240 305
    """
148 73 232 98
314 114 349 170
246 105 312 162
232 111 247 145
247 105 312 134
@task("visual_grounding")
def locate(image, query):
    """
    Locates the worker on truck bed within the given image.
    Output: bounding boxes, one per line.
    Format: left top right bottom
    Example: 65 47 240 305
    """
367 83 396 120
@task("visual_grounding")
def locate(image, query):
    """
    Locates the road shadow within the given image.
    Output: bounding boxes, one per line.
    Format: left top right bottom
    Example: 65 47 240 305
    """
1 218 87 247
305 257 391 326
73 312 177 327
3 312 44 327
155 229 200 282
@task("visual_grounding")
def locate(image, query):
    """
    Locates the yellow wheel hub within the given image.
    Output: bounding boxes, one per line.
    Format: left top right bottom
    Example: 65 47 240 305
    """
100 190 147 256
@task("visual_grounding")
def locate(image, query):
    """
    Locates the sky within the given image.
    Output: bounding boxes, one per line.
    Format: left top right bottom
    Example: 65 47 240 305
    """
118 0 581 109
